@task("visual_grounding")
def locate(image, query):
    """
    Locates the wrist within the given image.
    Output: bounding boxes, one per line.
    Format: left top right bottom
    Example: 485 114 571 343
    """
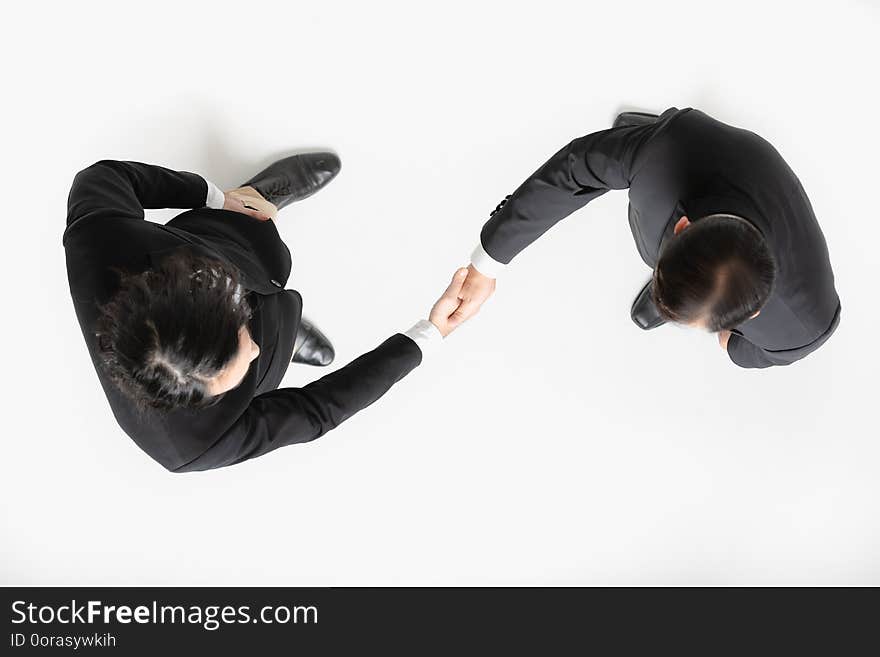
204 179 225 210
426 313 449 337
469 242 506 279
404 319 444 355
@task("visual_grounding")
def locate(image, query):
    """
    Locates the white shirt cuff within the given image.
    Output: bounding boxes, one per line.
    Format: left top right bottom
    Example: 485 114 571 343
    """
470 242 507 278
204 179 225 210
403 319 443 358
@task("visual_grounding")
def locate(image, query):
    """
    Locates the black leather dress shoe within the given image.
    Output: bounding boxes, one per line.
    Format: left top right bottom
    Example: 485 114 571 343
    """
630 279 667 330
612 111 660 129
292 317 335 366
242 152 341 211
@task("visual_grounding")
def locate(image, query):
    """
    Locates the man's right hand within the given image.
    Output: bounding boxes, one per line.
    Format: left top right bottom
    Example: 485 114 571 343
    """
428 268 472 337
453 264 496 323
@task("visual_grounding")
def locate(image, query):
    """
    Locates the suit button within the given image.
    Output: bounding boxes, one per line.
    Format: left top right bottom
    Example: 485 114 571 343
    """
270 279 282 287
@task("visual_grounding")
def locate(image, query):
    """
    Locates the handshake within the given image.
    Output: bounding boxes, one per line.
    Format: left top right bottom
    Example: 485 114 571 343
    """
427 265 497 338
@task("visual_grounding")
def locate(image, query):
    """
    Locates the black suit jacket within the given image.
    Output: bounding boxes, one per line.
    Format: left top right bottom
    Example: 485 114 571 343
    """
64 160 422 472
480 108 840 368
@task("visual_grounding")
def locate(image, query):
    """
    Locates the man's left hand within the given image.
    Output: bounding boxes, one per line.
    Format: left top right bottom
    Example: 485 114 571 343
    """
223 186 277 221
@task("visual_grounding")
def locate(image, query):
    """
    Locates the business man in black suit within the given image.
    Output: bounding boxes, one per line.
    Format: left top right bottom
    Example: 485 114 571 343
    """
456 107 840 368
65 155 468 472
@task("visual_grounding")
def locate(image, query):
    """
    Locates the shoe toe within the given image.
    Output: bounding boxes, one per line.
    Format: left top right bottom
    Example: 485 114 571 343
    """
308 152 341 186
292 318 336 366
630 280 666 330
316 344 335 367
632 310 662 330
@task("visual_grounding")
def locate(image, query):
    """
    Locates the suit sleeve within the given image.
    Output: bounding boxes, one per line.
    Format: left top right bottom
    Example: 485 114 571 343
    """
726 303 842 368
172 334 423 472
65 160 209 239
726 334 779 369
480 123 655 264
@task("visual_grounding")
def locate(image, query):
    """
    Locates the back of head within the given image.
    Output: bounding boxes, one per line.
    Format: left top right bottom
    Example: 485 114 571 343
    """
652 215 776 331
96 250 251 412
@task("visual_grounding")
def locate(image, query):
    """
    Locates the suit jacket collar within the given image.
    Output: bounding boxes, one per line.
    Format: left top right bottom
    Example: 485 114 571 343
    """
152 212 291 295
679 193 769 239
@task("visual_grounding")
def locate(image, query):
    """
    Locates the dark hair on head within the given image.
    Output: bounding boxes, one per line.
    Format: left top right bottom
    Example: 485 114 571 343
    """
652 214 776 332
96 250 252 412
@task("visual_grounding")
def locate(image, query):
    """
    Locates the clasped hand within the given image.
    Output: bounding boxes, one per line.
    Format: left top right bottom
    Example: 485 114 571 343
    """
428 265 496 337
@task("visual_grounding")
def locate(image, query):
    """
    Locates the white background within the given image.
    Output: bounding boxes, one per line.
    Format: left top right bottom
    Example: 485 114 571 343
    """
2 0 878 585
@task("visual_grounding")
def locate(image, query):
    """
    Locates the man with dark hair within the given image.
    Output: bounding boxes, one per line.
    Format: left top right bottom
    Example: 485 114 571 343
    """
65 155 471 472
455 108 840 368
